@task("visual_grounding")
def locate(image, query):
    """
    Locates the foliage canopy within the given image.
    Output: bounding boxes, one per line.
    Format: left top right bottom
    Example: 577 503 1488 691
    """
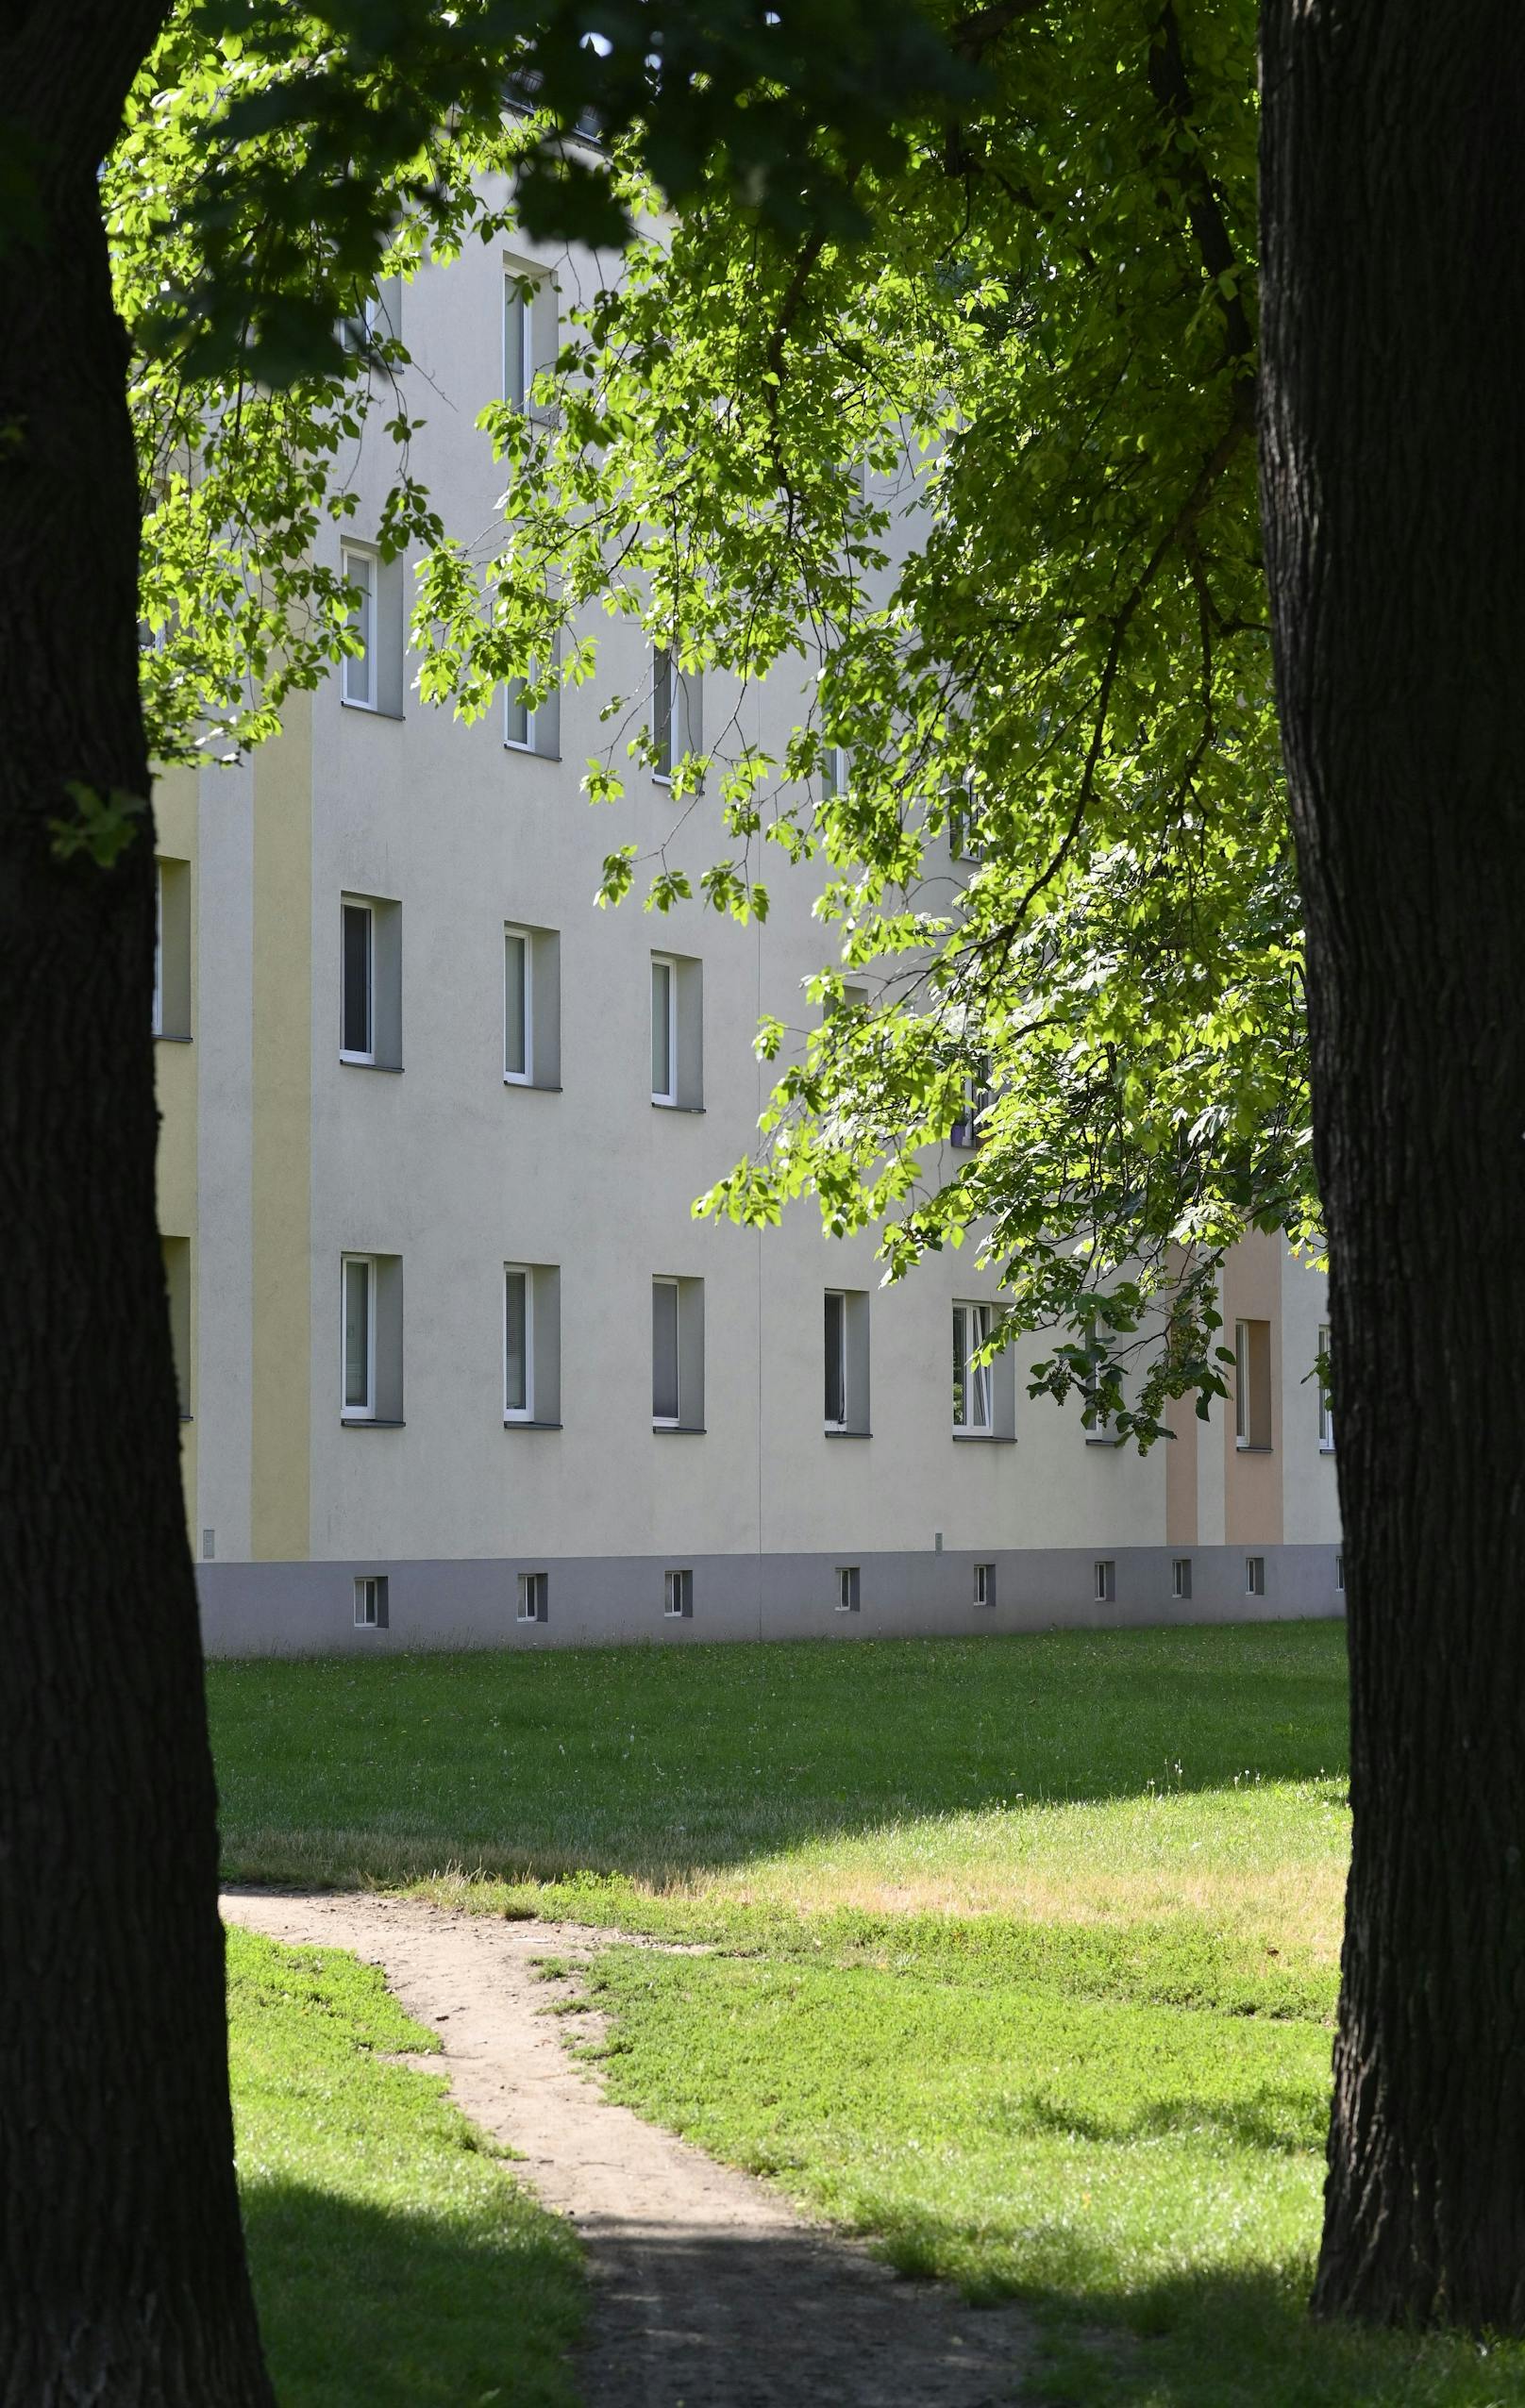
123 0 1308 1444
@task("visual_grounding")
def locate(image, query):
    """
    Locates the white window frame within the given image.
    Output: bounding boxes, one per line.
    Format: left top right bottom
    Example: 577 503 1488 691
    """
1095 1558 1116 1603
974 1561 996 1609
824 1289 848 1431
1246 1555 1266 1597
354 1574 386 1628
341 546 377 711
835 1564 861 1614
822 743 847 799
1172 1556 1193 1601
650 954 678 1105
342 1254 377 1420
152 861 164 1036
952 1301 995 1434
652 1276 680 1427
1317 1321 1334 1451
663 1567 693 1618
503 274 534 411
505 681 537 753
504 1264 534 1422
1234 1318 1251 1445
516 1570 547 1623
340 898 375 1063
504 927 533 1084
1335 1549 1345 1593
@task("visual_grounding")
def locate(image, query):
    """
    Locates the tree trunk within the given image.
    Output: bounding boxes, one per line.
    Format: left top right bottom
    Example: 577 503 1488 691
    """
0 8 275 2400
1260 0 1525 2333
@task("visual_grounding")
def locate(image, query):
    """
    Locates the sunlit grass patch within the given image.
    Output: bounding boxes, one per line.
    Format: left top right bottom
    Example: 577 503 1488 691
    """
229 1926 582 2406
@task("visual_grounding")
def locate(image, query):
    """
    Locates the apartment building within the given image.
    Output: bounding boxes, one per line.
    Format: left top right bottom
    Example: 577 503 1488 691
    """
155 215 1344 1656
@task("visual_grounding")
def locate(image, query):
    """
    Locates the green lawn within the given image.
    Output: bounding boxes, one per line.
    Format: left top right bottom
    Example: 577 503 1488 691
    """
230 1925 582 2406
210 1623 1525 2408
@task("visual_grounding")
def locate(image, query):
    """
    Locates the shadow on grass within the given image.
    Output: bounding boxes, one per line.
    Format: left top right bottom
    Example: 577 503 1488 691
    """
209 1620 1351 1890
243 2178 582 2408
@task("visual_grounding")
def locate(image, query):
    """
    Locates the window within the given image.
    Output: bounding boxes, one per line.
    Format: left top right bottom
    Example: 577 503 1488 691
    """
505 648 561 758
517 1570 548 1624
951 1063 994 1149
354 1575 389 1630
648 952 703 1108
502 1263 561 1425
823 1289 870 1434
339 895 401 1068
651 644 701 781
341 279 400 355
948 777 985 863
152 858 192 1041
1335 1549 1345 1593
341 1253 403 1422
974 1561 997 1609
952 1301 994 1433
835 1565 861 1614
663 1567 694 1618
822 743 848 799
340 543 404 716
1172 1556 1193 1601
1234 1317 1273 1449
652 1276 704 1430
505 928 532 1083
503 924 560 1088
1246 1555 1266 1597
342 901 373 1060
1095 1559 1116 1604
503 273 535 410
343 1255 376 1418
651 955 677 1103
1317 1321 1334 1450
825 1291 847 1430
505 1267 533 1420
342 547 376 709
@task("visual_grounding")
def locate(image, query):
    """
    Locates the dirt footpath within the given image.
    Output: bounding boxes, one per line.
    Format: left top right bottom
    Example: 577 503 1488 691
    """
222 1888 1032 2408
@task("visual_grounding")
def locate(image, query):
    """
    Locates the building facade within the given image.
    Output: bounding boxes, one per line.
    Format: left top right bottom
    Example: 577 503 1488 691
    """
155 217 1343 1657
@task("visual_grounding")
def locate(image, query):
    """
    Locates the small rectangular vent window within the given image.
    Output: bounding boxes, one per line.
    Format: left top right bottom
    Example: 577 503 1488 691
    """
663 1567 694 1619
1335 1550 1345 1593
1246 1555 1265 1597
354 1575 388 1630
517 1571 548 1624
1172 1557 1193 1601
835 1564 861 1614
1095 1559 1116 1604
974 1562 996 1609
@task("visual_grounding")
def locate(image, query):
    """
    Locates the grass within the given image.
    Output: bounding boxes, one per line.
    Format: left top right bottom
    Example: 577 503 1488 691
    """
229 1925 582 2405
209 1622 1525 2407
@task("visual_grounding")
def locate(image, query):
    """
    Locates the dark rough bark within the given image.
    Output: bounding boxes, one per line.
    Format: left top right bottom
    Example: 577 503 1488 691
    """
0 5 275 2400
1261 0 1525 2333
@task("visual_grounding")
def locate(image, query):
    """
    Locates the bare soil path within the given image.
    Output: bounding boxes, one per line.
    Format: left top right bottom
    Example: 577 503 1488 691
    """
222 1888 1034 2408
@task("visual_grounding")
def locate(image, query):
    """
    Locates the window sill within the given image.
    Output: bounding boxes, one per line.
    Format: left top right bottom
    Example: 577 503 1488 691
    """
1084 1433 1123 1447
154 1031 193 1045
505 1418 562 1430
653 1423 706 1435
505 1078 562 1092
504 744 562 761
340 1058 404 1074
824 1427 873 1439
652 1099 706 1114
342 1416 406 1429
1318 1442 1336 1456
341 699 404 721
951 1430 1015 1444
1234 1440 1274 1453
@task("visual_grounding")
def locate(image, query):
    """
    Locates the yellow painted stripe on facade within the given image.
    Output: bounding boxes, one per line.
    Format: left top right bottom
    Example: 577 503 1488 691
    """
250 694 313 1560
154 766 201 1532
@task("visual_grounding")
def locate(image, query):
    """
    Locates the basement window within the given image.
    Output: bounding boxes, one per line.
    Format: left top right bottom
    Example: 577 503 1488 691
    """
1246 1556 1266 1597
974 1561 997 1609
835 1564 861 1614
1172 1557 1193 1601
1095 1559 1116 1604
663 1568 694 1619
517 1571 548 1624
354 1575 389 1630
